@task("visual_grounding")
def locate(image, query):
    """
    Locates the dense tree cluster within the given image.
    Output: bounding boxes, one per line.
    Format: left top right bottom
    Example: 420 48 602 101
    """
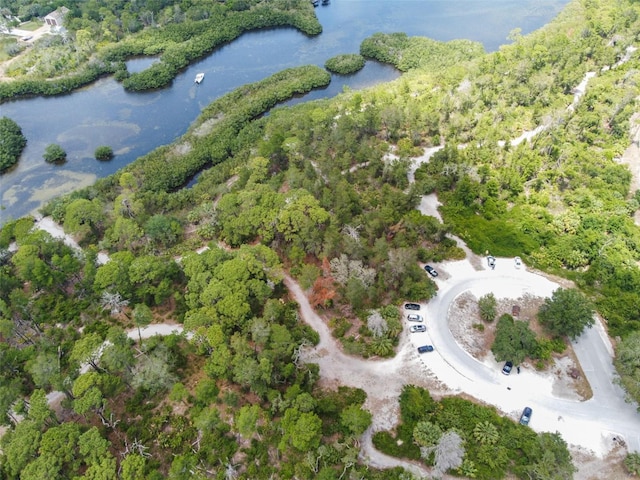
537 288 595 339
0 116 26 172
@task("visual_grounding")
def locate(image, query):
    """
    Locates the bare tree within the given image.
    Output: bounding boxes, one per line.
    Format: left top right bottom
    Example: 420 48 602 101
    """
342 225 361 242
121 438 151 458
367 310 388 338
223 461 238 480
330 254 376 287
100 291 129 316
433 430 465 478
330 254 351 285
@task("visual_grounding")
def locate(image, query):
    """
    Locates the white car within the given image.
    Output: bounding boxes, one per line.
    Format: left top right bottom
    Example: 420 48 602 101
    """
407 314 423 322
514 256 522 268
410 324 426 333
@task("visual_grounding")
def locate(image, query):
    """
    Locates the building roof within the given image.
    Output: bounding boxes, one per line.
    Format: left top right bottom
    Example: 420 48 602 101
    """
44 7 70 24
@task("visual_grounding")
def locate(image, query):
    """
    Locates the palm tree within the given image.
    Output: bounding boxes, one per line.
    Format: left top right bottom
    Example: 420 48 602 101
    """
473 420 499 445
413 420 442 449
369 336 393 356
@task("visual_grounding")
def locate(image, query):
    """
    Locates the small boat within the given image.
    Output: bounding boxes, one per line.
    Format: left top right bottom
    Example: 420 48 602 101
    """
194 73 205 84
311 0 319 6
321 0 329 4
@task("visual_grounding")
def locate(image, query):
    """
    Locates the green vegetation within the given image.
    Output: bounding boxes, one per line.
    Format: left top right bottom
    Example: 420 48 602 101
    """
477 293 497 322
0 0 321 101
324 53 366 75
0 37 21 62
614 331 640 402
492 313 539 366
3 0 640 477
121 65 330 192
0 116 27 172
374 385 576 480
94 145 114 161
43 143 66 164
16 20 42 31
360 32 484 72
538 288 595 340
625 452 640 475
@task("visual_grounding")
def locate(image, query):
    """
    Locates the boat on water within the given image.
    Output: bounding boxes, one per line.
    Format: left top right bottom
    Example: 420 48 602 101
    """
311 0 319 6
194 73 205 84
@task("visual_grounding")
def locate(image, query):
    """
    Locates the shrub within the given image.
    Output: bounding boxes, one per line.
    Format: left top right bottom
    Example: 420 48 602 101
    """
95 145 114 161
324 54 366 75
478 293 497 322
330 317 351 338
43 144 67 164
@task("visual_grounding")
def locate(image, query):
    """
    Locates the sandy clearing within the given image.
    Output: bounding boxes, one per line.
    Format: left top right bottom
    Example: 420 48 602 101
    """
127 323 188 340
34 216 81 251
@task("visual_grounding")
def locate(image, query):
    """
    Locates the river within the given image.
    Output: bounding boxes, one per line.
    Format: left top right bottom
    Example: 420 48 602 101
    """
0 0 569 224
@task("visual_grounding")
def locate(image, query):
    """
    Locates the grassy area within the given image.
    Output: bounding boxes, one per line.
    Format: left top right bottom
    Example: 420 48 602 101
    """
18 20 43 31
0 37 17 62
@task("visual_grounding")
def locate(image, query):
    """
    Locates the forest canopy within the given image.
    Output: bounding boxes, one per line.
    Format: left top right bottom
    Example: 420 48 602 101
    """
2 0 640 477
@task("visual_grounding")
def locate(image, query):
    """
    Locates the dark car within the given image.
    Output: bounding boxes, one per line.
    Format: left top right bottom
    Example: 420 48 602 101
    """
404 303 421 311
519 407 532 426
410 325 426 333
417 345 434 353
502 361 513 375
424 265 438 277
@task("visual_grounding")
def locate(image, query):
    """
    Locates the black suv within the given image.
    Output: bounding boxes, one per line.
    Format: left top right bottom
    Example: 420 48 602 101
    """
424 265 438 277
404 303 421 310
519 407 532 426
502 361 513 375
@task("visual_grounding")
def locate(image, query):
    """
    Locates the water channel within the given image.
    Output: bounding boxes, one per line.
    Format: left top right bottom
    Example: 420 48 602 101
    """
0 0 569 223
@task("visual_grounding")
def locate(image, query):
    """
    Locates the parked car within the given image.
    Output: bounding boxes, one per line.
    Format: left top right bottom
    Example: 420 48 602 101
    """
424 265 438 277
514 256 522 268
417 345 434 353
407 314 423 322
410 325 426 333
502 361 513 375
519 407 532 426
487 255 496 269
404 303 421 311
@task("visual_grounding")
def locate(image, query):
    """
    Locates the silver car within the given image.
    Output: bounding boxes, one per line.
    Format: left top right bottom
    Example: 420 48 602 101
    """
407 314 423 322
410 324 426 333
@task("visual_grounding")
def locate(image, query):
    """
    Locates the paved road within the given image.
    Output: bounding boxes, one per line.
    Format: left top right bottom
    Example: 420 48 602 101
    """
416 262 640 454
